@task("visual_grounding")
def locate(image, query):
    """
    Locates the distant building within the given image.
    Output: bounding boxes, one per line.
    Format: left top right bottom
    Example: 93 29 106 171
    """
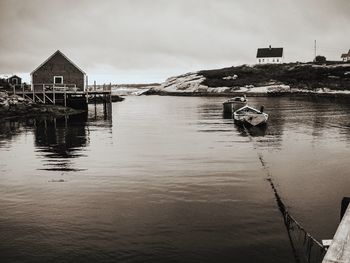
0 75 7 89
0 74 22 89
341 50 350 62
31 50 87 91
256 45 284 64
8 75 22 86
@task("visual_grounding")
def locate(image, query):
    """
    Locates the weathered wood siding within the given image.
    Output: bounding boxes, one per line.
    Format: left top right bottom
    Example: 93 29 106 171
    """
32 52 85 91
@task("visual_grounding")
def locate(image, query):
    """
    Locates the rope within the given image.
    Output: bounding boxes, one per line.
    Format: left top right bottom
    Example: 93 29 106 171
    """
242 124 326 262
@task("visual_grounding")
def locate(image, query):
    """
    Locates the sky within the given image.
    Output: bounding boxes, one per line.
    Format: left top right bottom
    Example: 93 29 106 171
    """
0 0 349 84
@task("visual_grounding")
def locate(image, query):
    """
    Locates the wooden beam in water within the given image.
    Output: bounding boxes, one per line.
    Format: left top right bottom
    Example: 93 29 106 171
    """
322 204 350 263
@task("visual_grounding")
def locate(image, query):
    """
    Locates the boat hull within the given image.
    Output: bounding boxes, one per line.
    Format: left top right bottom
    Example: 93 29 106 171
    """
223 97 247 115
233 113 268 126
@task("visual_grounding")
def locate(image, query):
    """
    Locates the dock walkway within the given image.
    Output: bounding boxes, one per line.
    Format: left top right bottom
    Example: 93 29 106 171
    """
322 204 350 263
8 83 112 108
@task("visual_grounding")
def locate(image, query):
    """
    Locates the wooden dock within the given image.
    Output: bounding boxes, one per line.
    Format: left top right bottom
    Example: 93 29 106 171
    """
322 202 350 263
8 83 112 109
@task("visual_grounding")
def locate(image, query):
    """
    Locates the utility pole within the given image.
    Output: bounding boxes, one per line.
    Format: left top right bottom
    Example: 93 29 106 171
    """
314 40 317 61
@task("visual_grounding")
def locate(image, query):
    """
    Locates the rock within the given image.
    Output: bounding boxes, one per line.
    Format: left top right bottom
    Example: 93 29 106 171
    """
0 100 9 110
223 75 238 80
0 91 84 119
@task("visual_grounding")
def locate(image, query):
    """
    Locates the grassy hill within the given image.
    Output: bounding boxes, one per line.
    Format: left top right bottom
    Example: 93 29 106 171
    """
151 62 350 96
199 62 350 90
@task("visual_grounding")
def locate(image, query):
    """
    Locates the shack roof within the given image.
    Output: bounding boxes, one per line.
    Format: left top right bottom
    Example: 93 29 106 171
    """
31 50 86 75
256 47 283 58
8 75 21 79
0 74 21 80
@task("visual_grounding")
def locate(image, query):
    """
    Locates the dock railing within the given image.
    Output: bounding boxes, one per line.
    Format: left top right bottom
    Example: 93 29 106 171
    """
32 83 78 93
9 83 78 105
86 83 112 92
9 83 112 106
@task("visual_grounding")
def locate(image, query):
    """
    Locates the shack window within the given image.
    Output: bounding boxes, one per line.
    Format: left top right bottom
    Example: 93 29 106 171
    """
54 76 63 85
12 78 18 85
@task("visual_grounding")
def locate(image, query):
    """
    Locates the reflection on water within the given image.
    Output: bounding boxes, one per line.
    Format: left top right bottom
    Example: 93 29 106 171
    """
34 113 89 171
1 103 112 172
235 124 268 137
1 96 350 263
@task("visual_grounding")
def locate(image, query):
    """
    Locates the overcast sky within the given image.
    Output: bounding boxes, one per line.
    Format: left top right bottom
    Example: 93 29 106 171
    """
0 0 349 83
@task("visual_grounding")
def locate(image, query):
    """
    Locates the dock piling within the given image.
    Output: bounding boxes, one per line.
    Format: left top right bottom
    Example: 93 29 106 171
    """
64 86 67 107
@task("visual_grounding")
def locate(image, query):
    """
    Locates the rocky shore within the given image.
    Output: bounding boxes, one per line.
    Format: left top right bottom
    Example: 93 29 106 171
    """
0 92 84 119
143 62 350 97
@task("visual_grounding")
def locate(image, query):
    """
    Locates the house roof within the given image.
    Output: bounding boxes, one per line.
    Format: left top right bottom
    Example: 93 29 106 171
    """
256 47 283 58
0 74 21 80
31 50 86 75
8 75 21 79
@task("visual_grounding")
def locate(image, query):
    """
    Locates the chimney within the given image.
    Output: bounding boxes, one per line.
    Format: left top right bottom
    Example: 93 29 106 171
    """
269 45 272 50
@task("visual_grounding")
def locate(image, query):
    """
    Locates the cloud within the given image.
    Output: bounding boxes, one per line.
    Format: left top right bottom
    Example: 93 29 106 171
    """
0 0 349 82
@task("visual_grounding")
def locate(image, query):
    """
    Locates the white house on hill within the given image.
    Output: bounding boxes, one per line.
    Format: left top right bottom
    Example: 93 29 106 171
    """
341 50 350 62
256 45 284 64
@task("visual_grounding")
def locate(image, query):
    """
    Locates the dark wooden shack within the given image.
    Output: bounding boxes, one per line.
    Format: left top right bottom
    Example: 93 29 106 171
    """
8 75 22 86
31 50 87 91
0 75 22 90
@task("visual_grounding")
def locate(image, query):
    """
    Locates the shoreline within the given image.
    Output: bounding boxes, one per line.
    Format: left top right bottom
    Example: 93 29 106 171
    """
143 89 350 99
149 62 350 99
0 103 86 121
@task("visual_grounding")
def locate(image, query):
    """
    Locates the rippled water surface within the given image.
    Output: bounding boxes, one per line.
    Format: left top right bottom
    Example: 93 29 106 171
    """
1 96 350 262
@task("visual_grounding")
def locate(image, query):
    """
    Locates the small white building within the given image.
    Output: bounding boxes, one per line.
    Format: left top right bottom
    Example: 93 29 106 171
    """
256 45 284 64
341 50 350 62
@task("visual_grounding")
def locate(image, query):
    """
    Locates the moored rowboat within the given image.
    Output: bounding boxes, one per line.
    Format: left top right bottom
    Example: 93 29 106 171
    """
233 105 268 126
223 96 247 114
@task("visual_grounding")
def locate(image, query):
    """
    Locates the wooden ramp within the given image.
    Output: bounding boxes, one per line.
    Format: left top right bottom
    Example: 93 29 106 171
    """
322 205 350 263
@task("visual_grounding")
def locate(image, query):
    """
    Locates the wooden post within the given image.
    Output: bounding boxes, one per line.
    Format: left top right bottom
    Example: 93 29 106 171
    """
94 97 97 118
32 85 35 102
65 115 68 128
341 197 350 219
53 87 56 104
64 86 67 107
13 84 15 95
94 80 96 91
43 85 46 104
